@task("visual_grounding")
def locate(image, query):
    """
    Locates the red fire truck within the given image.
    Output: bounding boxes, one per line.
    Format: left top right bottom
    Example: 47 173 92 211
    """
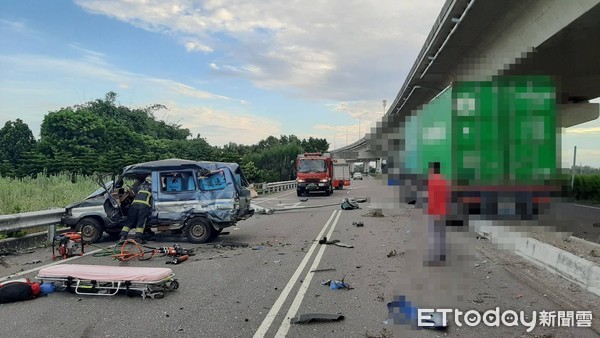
296 152 334 196
332 159 351 190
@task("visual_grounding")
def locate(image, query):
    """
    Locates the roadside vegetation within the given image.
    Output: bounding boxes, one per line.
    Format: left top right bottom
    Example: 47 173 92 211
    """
0 172 98 214
572 174 600 204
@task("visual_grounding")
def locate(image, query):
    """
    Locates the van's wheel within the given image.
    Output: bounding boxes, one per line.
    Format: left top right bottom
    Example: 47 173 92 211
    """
76 218 103 243
338 182 343 190
325 188 331 196
185 218 213 244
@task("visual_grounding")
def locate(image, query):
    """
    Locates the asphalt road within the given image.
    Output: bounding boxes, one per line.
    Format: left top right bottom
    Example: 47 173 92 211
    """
1 177 599 337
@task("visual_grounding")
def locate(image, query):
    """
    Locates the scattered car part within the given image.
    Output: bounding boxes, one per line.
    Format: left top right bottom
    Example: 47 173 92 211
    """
290 313 345 324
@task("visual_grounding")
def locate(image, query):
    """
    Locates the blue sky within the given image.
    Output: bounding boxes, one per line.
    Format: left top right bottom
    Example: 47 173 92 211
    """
0 0 598 168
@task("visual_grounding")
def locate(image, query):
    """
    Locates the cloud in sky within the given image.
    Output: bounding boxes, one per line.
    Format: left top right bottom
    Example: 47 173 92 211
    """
74 0 442 101
0 49 255 139
171 104 282 146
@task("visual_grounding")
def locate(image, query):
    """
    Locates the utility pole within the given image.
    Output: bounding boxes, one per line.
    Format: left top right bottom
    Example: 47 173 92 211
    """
383 100 387 114
570 146 577 189
358 112 366 140
346 127 348 146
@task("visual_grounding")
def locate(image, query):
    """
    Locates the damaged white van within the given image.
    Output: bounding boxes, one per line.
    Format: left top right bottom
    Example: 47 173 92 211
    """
62 159 254 243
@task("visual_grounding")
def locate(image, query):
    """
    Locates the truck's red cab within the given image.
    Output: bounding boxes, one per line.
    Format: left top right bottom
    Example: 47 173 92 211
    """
296 152 334 196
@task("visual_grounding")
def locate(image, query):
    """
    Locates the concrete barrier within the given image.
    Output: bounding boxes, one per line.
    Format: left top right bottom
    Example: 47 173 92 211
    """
473 221 600 297
0 228 70 252
512 237 600 297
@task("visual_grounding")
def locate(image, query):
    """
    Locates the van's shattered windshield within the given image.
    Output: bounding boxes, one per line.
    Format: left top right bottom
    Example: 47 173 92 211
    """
298 159 326 173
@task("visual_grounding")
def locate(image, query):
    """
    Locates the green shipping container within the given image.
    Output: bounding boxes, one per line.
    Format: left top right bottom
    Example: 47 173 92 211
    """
495 76 557 184
419 88 453 179
406 75 557 185
404 115 419 174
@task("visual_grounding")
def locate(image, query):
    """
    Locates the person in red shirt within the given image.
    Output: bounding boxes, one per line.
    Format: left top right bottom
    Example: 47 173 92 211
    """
426 162 448 266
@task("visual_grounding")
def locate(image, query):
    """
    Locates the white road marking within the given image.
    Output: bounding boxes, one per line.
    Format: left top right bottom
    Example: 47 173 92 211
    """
274 210 342 337
0 247 105 282
252 190 297 204
280 202 302 208
253 210 338 338
573 203 600 210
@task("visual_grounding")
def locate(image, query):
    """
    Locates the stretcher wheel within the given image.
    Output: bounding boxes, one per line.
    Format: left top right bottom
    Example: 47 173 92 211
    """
167 280 179 291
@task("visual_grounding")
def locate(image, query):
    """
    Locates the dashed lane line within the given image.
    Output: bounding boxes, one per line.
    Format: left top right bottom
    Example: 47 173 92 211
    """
253 210 339 338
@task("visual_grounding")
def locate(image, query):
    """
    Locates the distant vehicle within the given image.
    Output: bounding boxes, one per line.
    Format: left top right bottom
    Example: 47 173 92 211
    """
62 159 254 243
296 152 334 196
352 172 363 180
332 160 351 189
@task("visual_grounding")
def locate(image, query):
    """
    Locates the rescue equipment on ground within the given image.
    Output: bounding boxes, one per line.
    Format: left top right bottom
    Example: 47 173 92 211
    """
101 239 194 264
166 255 189 265
36 264 179 299
0 278 42 304
52 232 86 260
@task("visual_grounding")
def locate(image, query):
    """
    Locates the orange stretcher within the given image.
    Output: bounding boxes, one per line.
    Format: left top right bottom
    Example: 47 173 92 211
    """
36 264 179 299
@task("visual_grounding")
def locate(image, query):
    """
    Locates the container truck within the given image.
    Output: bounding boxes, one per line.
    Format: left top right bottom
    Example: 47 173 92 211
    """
296 152 334 196
399 75 562 220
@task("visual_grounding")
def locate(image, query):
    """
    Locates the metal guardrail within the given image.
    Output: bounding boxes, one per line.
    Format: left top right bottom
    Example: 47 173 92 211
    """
256 180 297 194
0 208 63 245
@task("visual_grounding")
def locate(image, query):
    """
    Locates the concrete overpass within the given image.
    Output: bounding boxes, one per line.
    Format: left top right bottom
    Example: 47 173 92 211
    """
331 0 600 166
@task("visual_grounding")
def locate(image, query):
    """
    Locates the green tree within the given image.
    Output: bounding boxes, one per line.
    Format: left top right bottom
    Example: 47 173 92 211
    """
0 119 36 167
241 161 263 183
301 137 329 153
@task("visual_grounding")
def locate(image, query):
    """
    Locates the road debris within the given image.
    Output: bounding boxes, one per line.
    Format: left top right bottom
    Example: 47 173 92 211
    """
365 328 392 338
363 208 384 217
386 250 397 258
321 279 353 290
210 241 249 249
318 237 354 248
341 198 360 210
23 260 42 265
290 313 345 324
353 221 364 227
310 268 336 273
